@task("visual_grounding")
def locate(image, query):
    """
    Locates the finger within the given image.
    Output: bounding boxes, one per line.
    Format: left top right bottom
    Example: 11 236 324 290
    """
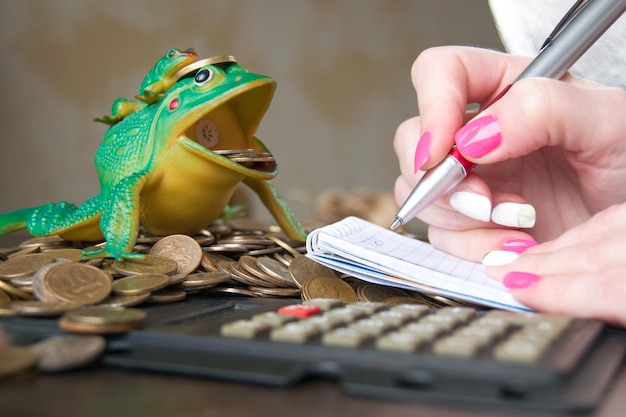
454 78 626 167
428 226 536 263
393 116 423 182
504 269 626 326
412 47 532 170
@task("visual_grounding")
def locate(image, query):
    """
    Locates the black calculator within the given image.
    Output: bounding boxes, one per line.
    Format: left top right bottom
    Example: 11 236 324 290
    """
2 295 624 413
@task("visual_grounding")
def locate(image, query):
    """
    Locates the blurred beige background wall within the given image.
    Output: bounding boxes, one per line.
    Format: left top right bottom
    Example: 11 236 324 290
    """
0 0 503 229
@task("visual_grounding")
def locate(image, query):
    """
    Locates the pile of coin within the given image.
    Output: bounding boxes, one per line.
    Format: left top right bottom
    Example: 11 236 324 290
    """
0 217 482 377
0 218 477 332
214 148 275 169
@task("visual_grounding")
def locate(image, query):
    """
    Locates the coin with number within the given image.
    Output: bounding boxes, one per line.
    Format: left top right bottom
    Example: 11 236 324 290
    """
111 273 170 295
0 253 54 280
59 306 147 334
289 255 336 288
149 234 203 275
43 262 111 305
112 254 178 276
301 274 357 303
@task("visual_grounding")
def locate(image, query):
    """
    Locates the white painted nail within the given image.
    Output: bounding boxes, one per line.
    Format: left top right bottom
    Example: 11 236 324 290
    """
491 202 536 228
449 191 491 222
482 250 520 266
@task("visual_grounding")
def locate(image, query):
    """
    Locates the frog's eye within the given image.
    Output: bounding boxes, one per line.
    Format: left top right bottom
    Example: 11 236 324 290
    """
194 69 213 85
167 49 177 58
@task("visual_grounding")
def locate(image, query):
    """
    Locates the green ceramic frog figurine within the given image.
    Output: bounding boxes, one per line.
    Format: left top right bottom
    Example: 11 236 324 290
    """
95 48 198 125
0 55 307 260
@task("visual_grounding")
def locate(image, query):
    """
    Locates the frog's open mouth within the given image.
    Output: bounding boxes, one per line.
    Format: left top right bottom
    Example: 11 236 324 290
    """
182 79 278 175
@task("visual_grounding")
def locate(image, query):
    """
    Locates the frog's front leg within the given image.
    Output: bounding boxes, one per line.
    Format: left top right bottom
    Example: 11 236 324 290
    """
81 171 149 261
243 178 307 242
0 196 102 239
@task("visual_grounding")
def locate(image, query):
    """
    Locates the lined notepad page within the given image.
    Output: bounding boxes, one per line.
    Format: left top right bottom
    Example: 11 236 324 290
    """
306 216 529 311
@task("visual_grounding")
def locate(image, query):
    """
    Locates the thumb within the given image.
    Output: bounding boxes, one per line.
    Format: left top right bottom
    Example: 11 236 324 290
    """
454 78 626 164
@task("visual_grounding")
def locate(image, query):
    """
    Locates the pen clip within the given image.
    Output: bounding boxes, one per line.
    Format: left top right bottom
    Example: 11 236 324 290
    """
540 0 593 51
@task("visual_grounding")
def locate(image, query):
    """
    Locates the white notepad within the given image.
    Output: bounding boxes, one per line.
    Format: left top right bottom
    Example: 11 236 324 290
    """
306 216 529 311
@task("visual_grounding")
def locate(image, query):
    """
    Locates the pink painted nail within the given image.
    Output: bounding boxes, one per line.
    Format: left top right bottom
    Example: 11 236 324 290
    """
503 271 540 289
501 238 538 254
455 115 502 158
413 131 431 173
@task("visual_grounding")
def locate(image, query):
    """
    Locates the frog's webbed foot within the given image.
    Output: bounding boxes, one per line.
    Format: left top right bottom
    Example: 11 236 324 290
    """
219 204 247 221
94 99 145 125
135 91 164 104
81 246 146 261
93 115 121 125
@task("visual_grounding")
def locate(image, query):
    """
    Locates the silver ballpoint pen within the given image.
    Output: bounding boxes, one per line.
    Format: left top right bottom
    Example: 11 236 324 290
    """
390 0 626 230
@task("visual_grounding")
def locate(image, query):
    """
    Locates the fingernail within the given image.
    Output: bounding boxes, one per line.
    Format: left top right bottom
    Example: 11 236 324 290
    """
492 202 536 228
503 271 541 289
482 250 520 266
413 131 431 173
455 115 502 158
449 191 491 222
501 238 538 254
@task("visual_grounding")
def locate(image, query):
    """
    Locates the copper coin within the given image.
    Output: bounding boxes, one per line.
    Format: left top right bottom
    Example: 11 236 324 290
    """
111 273 170 295
301 275 357 303
149 234 203 275
288 255 337 288
0 253 55 279
43 262 111 305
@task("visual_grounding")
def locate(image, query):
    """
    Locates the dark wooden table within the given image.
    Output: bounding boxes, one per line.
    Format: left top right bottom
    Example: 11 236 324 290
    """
1 363 626 417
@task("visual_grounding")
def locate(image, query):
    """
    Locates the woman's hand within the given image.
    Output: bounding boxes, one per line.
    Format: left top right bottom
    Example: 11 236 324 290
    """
394 46 626 261
393 46 626 324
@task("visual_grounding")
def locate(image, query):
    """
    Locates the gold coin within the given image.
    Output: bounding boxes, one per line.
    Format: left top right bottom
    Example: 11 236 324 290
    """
256 256 296 287
201 252 234 272
0 289 10 304
173 55 237 80
97 292 151 308
288 255 337 288
43 262 111 305
180 271 230 287
0 253 55 279
59 306 147 334
17 235 68 249
112 254 178 276
266 234 302 257
0 346 37 377
356 283 409 302
111 273 170 295
10 300 78 316
0 280 34 300
147 288 187 303
301 274 357 303
30 335 106 372
149 234 203 276
43 248 83 262
238 255 283 286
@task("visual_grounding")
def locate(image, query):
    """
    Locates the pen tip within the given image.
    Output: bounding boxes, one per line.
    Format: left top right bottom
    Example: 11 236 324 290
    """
390 218 402 230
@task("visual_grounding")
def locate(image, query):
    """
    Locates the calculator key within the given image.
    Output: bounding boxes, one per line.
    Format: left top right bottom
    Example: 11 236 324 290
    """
376 331 430 352
433 335 486 358
348 318 395 336
388 303 429 318
299 315 344 331
321 327 373 348
277 304 321 318
270 321 321 343
370 310 413 326
302 298 343 311
346 302 387 314
221 319 271 339
323 307 367 323
420 314 464 331
399 322 446 340
493 338 548 363
436 307 476 321
252 311 297 327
